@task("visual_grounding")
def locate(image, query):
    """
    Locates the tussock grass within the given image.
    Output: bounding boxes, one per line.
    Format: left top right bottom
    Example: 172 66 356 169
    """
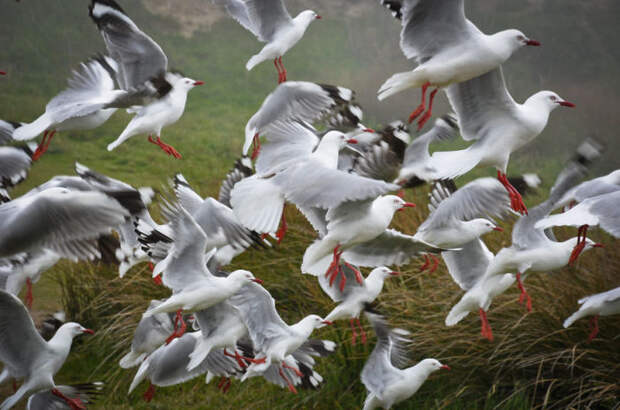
55 187 619 409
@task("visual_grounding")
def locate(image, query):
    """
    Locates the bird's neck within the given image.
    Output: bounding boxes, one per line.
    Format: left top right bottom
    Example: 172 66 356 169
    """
486 31 517 61
312 140 340 168
364 274 385 297
293 13 314 32
47 328 75 359
290 318 315 338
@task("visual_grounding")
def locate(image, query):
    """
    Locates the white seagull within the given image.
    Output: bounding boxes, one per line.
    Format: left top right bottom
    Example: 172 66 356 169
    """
426 67 575 214
377 0 540 130
554 168 620 210
563 286 620 342
244 81 359 159
0 291 94 410
89 0 204 158
322 266 399 345
229 282 335 393
361 312 449 410
213 0 321 83
12 56 120 160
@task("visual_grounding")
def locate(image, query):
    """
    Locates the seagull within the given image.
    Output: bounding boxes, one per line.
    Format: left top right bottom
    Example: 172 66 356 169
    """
244 81 359 159
0 144 37 199
361 312 449 410
141 206 262 342
301 195 417 289
25 382 103 410
212 0 321 83
426 68 575 214
231 124 399 240
229 282 335 393
0 290 94 410
535 190 620 240
128 332 242 402
12 55 121 160
89 0 204 158
119 300 175 369
322 266 399 345
377 0 541 130
483 143 603 311
218 156 254 209
443 239 516 341
563 286 620 342
554 168 620 210
0 187 129 260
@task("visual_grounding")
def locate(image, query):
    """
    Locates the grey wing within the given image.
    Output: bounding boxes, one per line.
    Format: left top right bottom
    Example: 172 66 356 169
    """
194 301 239 339
131 301 174 351
0 120 22 145
419 177 511 231
45 56 118 124
344 229 439 268
400 0 473 63
361 312 407 398
354 141 401 182
0 147 32 188
512 161 589 249
212 0 261 38
89 0 168 90
218 157 254 208
0 291 50 379
442 239 493 291
445 68 518 142
298 206 328 237
229 282 291 353
0 189 129 259
588 191 620 238
273 161 399 209
23 176 93 197
243 0 293 42
158 207 212 292
172 174 204 215
402 114 459 168
255 120 319 174
27 383 103 410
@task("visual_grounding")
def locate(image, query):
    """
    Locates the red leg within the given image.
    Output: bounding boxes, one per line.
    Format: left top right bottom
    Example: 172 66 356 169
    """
12 380 17 393
222 378 232 393
350 318 358 345
356 318 367 345
479 308 493 342
279 367 298 394
165 309 186 344
32 130 49 161
344 261 364 285
408 82 429 123
143 382 156 402
279 57 287 83
275 205 287 244
51 388 86 410
429 254 439 273
274 58 282 84
153 274 162 285
251 133 261 160
417 88 438 130
516 272 532 312
419 254 430 272
339 270 347 292
587 315 599 343
224 349 247 369
148 135 182 159
569 225 589 265
25 278 33 310
498 171 528 215
217 376 228 390
282 362 303 378
325 245 342 284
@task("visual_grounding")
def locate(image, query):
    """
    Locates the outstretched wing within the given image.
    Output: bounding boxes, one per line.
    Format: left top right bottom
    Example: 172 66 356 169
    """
344 230 439 267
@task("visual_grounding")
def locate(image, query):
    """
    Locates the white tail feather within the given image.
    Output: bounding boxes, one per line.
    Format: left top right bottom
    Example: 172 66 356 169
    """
378 70 425 101
12 114 53 141
119 351 147 369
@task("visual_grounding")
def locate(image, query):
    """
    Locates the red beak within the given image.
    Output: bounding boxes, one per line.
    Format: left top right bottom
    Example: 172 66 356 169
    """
525 40 541 46
347 138 358 144
390 271 400 276
322 320 333 325
440 364 451 370
316 15 322 19
0 71 6 76
193 81 205 86
593 243 604 248
252 278 264 284
402 202 416 208
558 101 576 107
363 128 375 133
82 329 95 335
493 227 504 232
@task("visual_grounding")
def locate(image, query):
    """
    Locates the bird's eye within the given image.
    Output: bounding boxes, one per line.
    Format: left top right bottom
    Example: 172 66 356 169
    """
550 95 557 101
517 35 525 41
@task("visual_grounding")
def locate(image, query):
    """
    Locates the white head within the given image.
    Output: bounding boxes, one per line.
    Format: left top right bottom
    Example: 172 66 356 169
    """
57 322 95 338
228 269 263 285
301 314 333 329
527 91 576 112
296 10 322 25
174 76 205 92
368 266 399 281
320 130 358 151
376 195 416 214
466 218 503 236
418 358 450 374
495 29 541 53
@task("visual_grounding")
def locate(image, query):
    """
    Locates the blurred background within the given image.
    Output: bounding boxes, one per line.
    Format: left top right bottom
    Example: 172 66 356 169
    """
0 1 618 409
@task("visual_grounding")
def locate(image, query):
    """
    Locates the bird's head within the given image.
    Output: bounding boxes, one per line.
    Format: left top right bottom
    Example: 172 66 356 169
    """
322 130 357 150
380 195 416 213
60 322 95 338
469 218 503 235
229 269 263 285
500 29 541 50
419 358 450 373
297 10 322 23
176 77 204 91
304 314 332 329
530 91 576 111
369 266 399 280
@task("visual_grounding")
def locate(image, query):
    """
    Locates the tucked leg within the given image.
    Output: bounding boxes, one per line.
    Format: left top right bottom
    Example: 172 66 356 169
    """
25 278 33 309
51 388 86 410
356 317 367 345
251 133 261 160
279 367 298 394
587 315 599 342
497 171 528 215
275 205 288 244
408 82 430 124
350 318 358 345
416 88 438 130
516 272 532 312
143 383 156 402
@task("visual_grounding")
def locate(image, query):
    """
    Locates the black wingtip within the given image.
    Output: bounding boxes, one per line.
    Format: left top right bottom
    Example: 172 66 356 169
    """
573 137 603 167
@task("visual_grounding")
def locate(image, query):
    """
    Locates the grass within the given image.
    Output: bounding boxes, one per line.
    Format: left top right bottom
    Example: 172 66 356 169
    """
1 1 619 408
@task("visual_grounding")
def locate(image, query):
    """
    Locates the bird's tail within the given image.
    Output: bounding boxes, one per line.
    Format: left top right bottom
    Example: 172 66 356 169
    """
563 308 588 328
301 238 339 276
246 53 266 71
11 114 52 141
187 338 213 371
230 176 285 234
378 69 427 101
129 359 151 394
428 146 483 180
119 350 148 369
445 299 471 326
107 117 141 151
